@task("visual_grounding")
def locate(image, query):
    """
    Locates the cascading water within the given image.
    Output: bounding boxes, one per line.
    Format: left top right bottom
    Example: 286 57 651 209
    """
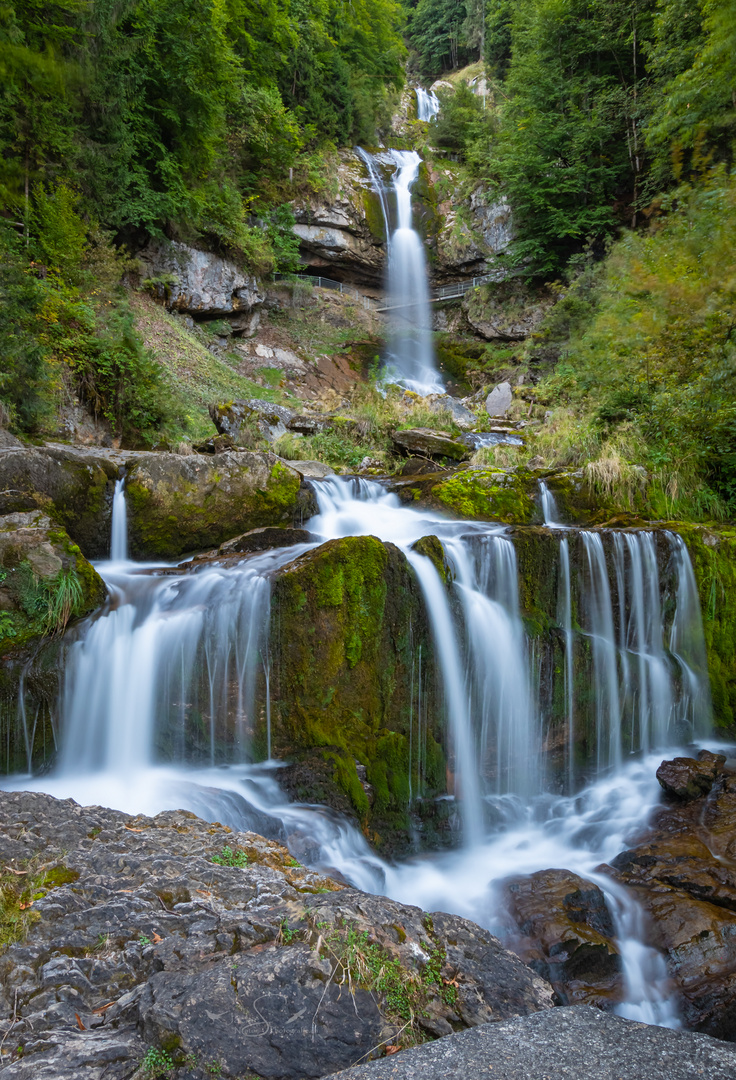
359 148 444 393
1 475 718 1030
110 477 128 560
415 87 440 122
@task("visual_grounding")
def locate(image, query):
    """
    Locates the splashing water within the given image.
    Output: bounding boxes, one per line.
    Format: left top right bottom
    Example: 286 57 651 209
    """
415 87 440 122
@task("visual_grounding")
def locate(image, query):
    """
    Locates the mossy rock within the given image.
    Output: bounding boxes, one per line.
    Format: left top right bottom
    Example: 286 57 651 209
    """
125 451 302 558
0 446 119 559
432 467 538 524
269 535 446 850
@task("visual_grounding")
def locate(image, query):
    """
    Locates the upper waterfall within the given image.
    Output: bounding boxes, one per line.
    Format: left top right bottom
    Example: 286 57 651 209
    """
415 87 440 122
359 148 444 393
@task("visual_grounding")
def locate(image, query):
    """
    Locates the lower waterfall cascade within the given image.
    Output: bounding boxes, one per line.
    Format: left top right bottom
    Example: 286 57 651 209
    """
1 475 723 1029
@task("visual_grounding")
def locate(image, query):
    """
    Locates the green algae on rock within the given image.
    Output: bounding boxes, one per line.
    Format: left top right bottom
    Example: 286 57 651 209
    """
269 535 445 848
433 468 538 524
125 451 303 558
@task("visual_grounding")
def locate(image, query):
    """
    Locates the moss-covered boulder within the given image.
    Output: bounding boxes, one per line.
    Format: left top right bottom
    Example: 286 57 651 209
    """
125 451 303 559
392 428 469 462
432 467 538 523
0 510 107 772
0 446 119 558
269 535 446 851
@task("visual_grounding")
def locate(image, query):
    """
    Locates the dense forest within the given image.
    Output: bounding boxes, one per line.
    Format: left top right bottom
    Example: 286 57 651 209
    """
0 0 735 515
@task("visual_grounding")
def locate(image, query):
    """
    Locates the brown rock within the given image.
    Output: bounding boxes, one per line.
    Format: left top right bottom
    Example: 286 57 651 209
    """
502 869 622 1009
656 756 722 801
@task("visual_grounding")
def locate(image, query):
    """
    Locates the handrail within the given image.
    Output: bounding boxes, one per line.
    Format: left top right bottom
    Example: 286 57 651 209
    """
273 271 494 312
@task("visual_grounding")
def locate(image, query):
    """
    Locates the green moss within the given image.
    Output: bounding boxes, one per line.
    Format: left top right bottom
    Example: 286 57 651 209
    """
326 750 370 818
125 458 301 558
411 535 451 584
362 189 388 243
433 468 537 523
43 865 80 887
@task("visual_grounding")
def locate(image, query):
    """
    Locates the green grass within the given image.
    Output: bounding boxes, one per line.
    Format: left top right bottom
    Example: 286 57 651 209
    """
211 845 248 868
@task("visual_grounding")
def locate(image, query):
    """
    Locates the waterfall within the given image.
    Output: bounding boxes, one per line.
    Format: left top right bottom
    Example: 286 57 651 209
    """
539 481 561 527
582 533 622 772
358 148 444 393
668 532 713 738
558 538 574 786
110 477 128 561
356 147 391 241
415 87 440 122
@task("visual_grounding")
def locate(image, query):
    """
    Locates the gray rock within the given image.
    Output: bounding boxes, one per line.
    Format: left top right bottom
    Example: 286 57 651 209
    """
326 1005 736 1080
137 240 264 317
485 381 513 418
0 429 23 451
210 399 296 444
285 460 336 478
391 429 469 462
428 396 477 431
0 790 553 1080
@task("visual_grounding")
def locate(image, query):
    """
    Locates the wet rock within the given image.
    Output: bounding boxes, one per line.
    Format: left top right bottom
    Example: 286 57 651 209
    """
607 767 736 1039
326 1005 736 1080
287 414 327 436
125 451 303 559
485 381 513 418
502 870 622 1009
0 790 553 1079
656 755 723 801
137 240 264 317
391 429 469 462
218 526 313 555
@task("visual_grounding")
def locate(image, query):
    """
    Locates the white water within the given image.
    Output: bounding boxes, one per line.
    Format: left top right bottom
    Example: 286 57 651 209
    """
360 148 444 393
415 87 440 122
2 476 718 1029
110 477 128 560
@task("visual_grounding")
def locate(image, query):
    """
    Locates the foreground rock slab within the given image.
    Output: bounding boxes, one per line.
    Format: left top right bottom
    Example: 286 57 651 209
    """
0 791 552 1079
326 1005 736 1080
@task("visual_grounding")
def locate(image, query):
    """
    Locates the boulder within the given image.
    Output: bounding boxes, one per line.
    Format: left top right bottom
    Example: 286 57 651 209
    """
502 869 622 1008
391 428 469 462
427 395 478 431
125 451 303 559
486 381 513 418
218 526 313 555
326 1005 736 1080
284 460 335 479
0 445 119 558
656 755 724 801
137 239 264 317
430 467 537 523
0 430 23 450
0 790 553 1079
608 767 736 1038
210 399 296 445
269 536 444 851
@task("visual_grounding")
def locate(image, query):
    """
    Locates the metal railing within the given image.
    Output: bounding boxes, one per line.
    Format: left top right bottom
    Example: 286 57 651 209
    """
274 271 493 313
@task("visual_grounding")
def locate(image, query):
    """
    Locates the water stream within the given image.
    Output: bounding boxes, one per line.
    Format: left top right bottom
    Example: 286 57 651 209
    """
2 476 718 1028
415 88 440 122
359 148 444 393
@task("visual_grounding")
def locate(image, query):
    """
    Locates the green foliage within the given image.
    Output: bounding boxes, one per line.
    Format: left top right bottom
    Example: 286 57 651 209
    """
211 845 248 868
407 0 473 78
533 169 736 518
141 1047 174 1079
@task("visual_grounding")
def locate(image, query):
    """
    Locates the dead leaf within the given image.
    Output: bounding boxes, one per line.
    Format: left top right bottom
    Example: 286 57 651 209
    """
3 867 28 876
75 1014 86 1031
92 1003 115 1015
152 932 163 944
385 1045 399 1056
124 826 145 833
18 902 33 911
